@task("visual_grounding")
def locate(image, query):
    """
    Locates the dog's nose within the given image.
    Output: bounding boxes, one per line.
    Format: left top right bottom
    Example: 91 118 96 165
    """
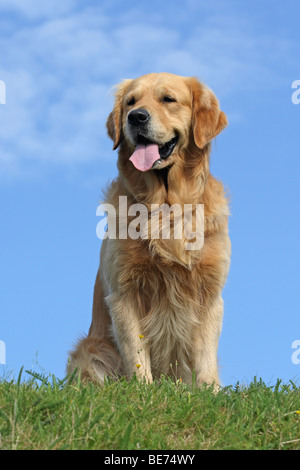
128 109 150 126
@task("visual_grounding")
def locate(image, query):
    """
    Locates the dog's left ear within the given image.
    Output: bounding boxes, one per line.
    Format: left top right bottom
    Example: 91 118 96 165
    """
188 77 228 149
106 79 133 150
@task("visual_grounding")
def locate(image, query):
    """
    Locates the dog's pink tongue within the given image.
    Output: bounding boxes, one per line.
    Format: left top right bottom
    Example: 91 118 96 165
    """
129 143 160 172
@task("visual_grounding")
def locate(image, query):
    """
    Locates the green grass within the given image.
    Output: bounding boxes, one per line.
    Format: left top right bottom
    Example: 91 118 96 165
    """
0 368 299 450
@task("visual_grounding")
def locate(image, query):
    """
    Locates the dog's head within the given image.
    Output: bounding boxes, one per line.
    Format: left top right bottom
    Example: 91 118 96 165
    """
107 73 227 172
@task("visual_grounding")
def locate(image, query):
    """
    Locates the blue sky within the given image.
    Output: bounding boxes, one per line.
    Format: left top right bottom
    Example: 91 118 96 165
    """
0 0 299 386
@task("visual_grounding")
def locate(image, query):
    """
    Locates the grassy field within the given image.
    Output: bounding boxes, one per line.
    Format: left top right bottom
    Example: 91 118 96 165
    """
0 368 299 450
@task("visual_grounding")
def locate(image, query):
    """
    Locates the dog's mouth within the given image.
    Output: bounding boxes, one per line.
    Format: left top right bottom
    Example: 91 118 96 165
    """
159 135 179 160
129 134 179 172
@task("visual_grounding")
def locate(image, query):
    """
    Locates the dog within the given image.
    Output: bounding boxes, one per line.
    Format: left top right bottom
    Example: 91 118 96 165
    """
68 73 231 388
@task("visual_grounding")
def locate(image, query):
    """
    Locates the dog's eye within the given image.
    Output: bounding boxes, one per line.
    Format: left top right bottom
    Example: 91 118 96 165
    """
127 97 136 106
163 96 176 103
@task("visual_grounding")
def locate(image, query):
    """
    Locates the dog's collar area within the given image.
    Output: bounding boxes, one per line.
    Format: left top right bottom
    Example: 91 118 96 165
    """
153 165 171 191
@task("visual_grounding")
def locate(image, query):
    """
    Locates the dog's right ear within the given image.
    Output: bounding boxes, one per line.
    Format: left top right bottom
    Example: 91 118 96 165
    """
106 79 133 150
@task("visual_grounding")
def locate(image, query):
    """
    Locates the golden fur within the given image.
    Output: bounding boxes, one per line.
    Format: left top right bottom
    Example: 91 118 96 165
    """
68 73 231 387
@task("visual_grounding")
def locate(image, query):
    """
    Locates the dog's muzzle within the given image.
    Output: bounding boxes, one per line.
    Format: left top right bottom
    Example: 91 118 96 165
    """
127 109 178 172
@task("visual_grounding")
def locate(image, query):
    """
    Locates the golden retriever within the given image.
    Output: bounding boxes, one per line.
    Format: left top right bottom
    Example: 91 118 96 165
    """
68 73 231 388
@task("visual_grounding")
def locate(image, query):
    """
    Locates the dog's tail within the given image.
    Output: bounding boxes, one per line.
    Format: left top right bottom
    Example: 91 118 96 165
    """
67 336 124 384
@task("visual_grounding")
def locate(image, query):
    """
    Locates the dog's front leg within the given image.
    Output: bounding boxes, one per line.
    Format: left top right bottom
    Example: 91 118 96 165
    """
192 297 224 390
106 293 153 383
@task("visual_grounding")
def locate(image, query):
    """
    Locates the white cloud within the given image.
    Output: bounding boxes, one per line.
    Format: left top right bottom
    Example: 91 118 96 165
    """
0 1 295 181
0 0 77 20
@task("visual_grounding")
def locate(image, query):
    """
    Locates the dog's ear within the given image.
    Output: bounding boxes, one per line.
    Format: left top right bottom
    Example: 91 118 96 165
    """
106 79 133 150
189 77 228 149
